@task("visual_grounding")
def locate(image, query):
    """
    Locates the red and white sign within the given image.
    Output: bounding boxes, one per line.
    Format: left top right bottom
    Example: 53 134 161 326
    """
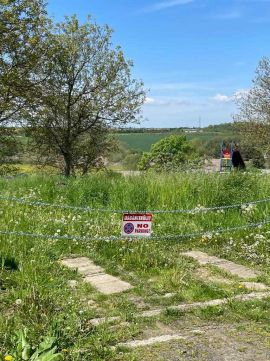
122 213 153 237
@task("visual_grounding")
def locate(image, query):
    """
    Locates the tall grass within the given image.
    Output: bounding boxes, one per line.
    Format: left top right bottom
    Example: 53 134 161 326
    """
1 172 269 236
0 171 270 360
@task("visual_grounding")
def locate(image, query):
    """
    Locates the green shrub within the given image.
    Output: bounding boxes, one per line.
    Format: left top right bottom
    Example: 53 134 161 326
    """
138 135 201 171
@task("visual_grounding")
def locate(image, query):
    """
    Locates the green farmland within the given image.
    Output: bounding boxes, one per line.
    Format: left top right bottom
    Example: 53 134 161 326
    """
116 130 235 152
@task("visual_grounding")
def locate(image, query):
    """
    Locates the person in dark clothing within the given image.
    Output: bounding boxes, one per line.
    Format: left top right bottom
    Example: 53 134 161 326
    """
232 145 246 170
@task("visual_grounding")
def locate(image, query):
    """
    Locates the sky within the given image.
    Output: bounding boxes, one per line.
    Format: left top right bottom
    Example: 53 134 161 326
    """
47 0 270 128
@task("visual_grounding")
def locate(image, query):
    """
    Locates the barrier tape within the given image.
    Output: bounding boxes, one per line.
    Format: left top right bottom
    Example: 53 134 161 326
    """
0 218 269 242
1 195 270 215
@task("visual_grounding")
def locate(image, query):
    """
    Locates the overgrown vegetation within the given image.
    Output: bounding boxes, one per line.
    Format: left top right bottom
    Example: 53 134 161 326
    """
0 172 269 360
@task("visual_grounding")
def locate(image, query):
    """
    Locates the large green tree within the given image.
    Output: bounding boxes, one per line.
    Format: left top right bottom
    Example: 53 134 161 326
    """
24 16 146 176
0 0 48 123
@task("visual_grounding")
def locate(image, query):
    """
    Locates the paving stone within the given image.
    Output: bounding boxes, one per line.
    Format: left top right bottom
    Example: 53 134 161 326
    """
182 251 259 279
84 274 132 295
60 257 133 295
116 328 208 349
117 334 188 348
241 282 269 291
170 291 270 312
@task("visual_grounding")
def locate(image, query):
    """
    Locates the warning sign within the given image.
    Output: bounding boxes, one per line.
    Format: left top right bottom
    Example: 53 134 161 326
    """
122 213 152 237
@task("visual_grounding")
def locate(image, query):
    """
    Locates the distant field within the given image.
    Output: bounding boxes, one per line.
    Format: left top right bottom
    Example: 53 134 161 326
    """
116 131 232 151
116 133 173 151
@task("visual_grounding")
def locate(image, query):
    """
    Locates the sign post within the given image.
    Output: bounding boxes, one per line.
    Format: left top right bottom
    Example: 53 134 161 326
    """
122 213 152 238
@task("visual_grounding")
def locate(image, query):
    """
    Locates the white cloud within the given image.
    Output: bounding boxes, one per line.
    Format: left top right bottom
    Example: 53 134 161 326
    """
212 89 250 103
213 94 232 103
141 0 194 13
145 97 155 104
144 96 190 106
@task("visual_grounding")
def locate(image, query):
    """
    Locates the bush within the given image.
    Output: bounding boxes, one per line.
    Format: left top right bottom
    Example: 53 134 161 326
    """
138 135 201 171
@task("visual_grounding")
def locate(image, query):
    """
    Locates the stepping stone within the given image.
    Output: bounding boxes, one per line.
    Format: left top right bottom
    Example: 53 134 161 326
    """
117 334 188 348
116 328 207 349
182 251 259 279
61 257 133 295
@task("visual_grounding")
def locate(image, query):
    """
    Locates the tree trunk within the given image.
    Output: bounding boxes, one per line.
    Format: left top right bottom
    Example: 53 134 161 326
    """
63 153 73 177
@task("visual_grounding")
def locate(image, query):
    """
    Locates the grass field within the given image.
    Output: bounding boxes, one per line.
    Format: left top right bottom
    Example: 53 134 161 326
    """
0 172 269 360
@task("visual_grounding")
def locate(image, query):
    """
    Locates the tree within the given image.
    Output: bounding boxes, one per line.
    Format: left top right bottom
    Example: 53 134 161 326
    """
72 126 117 175
234 57 270 160
0 0 48 123
0 127 21 174
138 135 200 171
24 16 146 176
29 122 117 175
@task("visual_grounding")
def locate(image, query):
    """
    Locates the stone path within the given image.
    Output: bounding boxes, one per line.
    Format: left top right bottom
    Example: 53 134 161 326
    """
60 257 133 295
89 291 270 326
182 251 259 279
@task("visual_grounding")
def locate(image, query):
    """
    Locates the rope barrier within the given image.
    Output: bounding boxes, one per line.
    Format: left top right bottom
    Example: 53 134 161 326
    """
1 195 270 214
1 218 269 242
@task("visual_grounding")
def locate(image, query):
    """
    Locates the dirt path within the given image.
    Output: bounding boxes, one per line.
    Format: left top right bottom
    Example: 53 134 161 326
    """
131 322 270 361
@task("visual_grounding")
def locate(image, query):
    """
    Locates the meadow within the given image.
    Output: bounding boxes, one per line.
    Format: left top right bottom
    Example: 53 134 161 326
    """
0 172 270 360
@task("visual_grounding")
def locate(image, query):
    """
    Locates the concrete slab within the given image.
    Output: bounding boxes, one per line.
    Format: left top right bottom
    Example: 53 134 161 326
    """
60 257 133 295
117 334 188 348
241 282 269 291
182 251 259 279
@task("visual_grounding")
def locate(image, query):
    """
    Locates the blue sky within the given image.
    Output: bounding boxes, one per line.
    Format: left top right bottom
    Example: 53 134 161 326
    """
47 0 270 128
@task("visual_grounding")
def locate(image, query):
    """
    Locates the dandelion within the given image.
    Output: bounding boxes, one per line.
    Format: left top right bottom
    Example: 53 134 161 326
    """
4 355 13 361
